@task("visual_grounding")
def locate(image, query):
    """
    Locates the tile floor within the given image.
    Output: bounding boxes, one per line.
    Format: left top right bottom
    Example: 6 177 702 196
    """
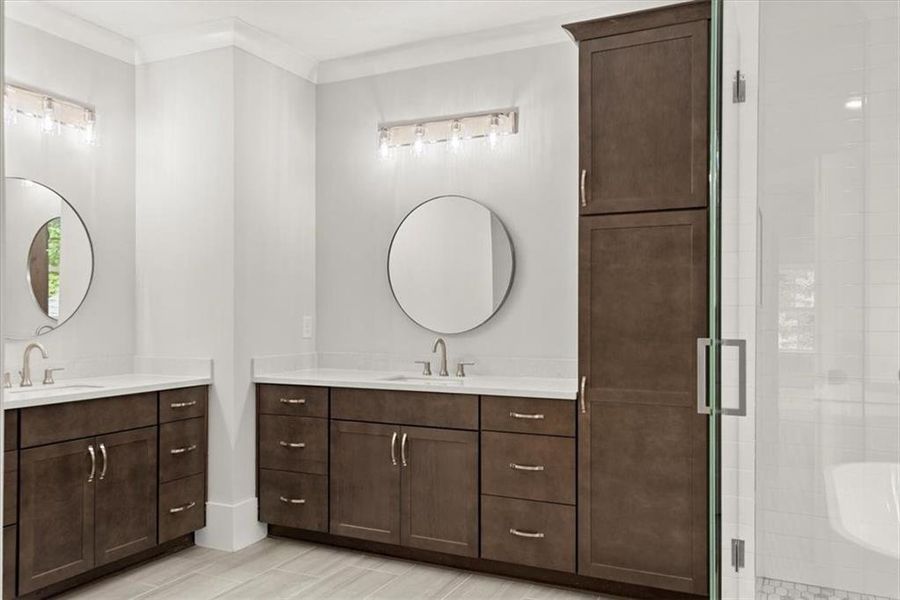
57 537 618 600
756 577 898 600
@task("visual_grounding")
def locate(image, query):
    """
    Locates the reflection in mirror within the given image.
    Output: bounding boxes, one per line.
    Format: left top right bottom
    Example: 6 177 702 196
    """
388 195 514 334
4 178 94 339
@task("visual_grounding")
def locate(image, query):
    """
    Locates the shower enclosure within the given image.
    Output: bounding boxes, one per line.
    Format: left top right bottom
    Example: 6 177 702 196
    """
711 1 900 599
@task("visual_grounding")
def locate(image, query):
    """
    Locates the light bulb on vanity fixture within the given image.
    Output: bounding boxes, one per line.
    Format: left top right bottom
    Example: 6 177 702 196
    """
378 127 391 159
449 120 463 153
413 124 426 156
82 108 96 145
488 114 500 149
41 96 58 135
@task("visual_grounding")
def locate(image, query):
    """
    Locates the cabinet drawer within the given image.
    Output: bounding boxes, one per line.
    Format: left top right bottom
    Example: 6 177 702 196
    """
259 415 327 475
258 385 328 418
160 387 207 423
481 495 575 573
481 396 575 437
3 451 16 527
5 410 17 451
481 432 575 505
259 469 327 532
20 393 157 448
159 418 205 483
331 388 477 430
159 473 205 543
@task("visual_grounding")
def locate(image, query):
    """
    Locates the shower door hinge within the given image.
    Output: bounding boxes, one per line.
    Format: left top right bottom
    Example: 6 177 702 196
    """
732 70 747 103
731 538 746 572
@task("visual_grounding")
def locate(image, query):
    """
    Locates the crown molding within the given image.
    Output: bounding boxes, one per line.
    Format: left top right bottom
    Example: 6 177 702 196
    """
5 0 135 64
316 0 680 84
134 18 319 83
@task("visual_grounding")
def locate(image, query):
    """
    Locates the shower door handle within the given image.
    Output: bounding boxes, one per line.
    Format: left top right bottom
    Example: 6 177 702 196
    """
720 339 747 417
696 337 747 416
696 338 712 415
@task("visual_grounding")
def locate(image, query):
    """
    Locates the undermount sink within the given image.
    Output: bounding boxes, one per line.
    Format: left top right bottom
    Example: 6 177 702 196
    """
8 384 105 394
380 375 465 386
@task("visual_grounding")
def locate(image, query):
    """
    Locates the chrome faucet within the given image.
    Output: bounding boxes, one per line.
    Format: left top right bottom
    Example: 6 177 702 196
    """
432 337 449 377
20 342 48 387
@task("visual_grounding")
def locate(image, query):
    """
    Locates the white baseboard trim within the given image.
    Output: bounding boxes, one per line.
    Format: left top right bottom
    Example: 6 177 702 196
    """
195 497 267 552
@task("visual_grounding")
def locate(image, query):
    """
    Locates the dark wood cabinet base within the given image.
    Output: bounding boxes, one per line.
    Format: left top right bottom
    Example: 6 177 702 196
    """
268 525 705 600
16 534 194 600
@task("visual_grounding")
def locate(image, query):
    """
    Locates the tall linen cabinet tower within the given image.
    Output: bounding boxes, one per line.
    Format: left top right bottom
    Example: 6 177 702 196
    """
565 2 711 596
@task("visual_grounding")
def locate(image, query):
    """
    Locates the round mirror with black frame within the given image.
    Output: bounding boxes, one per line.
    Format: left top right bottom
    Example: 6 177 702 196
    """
4 177 94 339
387 195 515 334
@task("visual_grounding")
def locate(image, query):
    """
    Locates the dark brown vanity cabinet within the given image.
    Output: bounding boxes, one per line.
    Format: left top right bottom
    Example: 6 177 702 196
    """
6 387 209 599
567 2 710 596
330 422 479 557
329 392 479 558
566 1 709 216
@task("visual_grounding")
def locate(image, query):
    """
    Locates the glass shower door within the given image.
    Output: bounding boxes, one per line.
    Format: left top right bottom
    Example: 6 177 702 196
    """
712 1 900 599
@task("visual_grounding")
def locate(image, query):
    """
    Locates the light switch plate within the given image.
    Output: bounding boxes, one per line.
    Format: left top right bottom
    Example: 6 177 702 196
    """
302 316 313 339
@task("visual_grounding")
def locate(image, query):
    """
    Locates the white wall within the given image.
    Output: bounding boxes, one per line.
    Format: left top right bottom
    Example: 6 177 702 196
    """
3 19 135 373
136 46 315 550
315 43 578 376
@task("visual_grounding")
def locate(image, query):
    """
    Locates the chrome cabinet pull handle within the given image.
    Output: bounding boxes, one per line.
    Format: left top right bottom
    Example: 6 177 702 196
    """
509 411 544 420
509 462 545 472
400 433 408 467
170 400 197 409
169 501 196 514
87 445 96 482
697 338 712 415
579 376 587 414
279 496 306 505
278 441 306 449
170 444 198 455
510 528 545 539
279 398 306 405
99 443 108 480
580 169 587 208
390 432 398 466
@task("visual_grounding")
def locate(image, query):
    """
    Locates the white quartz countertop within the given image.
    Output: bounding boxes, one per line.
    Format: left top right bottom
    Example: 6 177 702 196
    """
253 368 578 400
3 373 212 410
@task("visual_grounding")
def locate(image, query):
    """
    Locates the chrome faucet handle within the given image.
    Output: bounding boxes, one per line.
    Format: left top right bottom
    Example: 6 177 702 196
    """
2 373 11 389
456 362 476 378
414 360 432 376
43 368 65 385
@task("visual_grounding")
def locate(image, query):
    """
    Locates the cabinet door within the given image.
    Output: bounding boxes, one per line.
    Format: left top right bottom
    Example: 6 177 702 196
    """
330 421 400 544
95 427 158 566
400 427 478 557
579 19 708 215
578 210 708 594
18 439 95 595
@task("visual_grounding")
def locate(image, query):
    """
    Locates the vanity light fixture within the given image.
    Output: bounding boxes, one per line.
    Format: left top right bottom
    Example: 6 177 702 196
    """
377 109 517 157
3 83 98 144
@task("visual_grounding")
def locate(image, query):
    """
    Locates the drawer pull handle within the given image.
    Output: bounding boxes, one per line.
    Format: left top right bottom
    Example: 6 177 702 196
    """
279 441 306 449
170 444 198 455
171 400 197 409
279 496 306 505
87 445 96 482
279 398 306 405
510 528 545 539
509 411 544 420
169 501 196 514
400 433 409 467
509 463 544 472
390 432 398 466
99 443 108 480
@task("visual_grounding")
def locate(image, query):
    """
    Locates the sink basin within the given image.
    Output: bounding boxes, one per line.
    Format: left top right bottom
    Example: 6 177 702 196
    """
8 384 105 394
380 375 465 386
